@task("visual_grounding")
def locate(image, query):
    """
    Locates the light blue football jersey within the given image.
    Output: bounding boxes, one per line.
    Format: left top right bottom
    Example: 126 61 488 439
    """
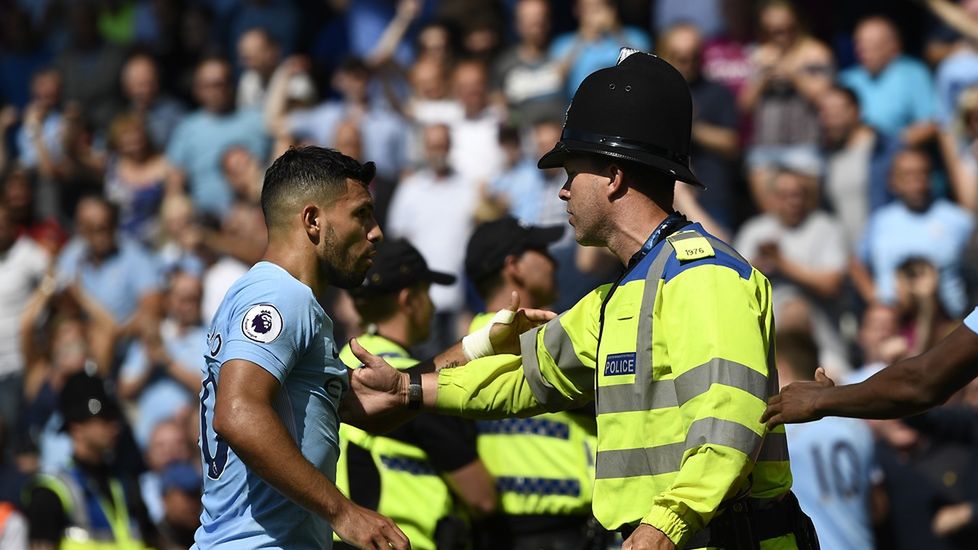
965 307 978 333
786 418 877 550
193 261 349 549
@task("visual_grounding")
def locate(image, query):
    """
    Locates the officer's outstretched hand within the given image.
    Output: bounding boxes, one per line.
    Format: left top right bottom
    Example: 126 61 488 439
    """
623 524 675 550
331 498 411 550
487 291 558 355
761 367 835 428
342 339 410 426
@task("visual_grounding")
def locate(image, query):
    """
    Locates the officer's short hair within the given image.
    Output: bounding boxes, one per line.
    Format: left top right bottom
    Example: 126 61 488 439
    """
586 154 676 198
352 283 426 325
260 146 374 229
775 331 820 381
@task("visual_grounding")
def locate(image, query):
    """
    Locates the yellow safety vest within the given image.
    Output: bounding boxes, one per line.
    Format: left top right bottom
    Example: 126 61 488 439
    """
468 313 596 517
337 333 455 550
30 469 148 550
436 224 794 548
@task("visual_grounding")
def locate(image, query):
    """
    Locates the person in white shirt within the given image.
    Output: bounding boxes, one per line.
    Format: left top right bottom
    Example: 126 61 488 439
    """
386 124 478 351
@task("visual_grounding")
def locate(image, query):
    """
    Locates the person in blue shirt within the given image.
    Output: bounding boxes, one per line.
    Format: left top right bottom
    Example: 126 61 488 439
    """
775 331 877 550
838 16 938 146
193 146 405 550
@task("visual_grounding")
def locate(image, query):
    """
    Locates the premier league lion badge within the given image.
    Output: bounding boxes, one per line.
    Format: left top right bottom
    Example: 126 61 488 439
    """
242 304 283 343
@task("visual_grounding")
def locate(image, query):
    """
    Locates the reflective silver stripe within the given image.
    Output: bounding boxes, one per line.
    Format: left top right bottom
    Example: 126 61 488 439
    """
686 417 762 458
666 230 703 242
543 313 594 392
674 358 769 405
705 235 748 264
594 443 685 479
593 430 786 479
596 358 770 415
521 317 592 410
757 432 789 462
597 244 674 415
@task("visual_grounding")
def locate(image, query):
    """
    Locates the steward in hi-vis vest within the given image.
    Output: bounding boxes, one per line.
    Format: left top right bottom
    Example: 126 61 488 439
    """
352 49 820 550
25 372 156 550
337 239 497 550
464 217 607 550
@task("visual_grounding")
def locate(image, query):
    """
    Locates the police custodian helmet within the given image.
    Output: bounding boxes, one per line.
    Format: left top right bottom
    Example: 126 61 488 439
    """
538 48 704 188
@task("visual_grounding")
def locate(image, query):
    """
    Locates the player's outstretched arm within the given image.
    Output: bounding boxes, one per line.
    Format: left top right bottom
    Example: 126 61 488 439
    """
763 323 978 427
215 359 411 550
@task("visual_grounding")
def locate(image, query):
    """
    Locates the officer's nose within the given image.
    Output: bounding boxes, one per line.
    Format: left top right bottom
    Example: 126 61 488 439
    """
558 180 571 202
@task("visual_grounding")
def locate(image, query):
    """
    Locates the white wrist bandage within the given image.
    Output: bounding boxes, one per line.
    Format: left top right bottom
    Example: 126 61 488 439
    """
462 308 516 361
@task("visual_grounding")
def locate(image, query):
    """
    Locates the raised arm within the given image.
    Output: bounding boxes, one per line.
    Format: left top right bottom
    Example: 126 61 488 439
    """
763 315 978 426
215 359 409 550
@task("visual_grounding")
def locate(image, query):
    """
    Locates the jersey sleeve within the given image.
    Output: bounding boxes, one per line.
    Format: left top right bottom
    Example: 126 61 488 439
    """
221 285 320 384
643 262 780 545
965 308 978 334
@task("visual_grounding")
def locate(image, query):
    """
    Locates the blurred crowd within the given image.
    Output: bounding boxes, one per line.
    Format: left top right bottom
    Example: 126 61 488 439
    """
2 0 978 548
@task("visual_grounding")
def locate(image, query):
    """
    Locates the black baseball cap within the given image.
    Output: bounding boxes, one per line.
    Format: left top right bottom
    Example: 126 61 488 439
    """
59 371 120 430
465 217 564 282
352 239 456 297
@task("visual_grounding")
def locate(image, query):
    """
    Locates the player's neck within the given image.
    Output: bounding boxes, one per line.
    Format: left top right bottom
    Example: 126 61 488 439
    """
262 241 329 300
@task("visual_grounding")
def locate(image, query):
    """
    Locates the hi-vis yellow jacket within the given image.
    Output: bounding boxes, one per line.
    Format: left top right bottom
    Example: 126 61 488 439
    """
435 222 792 548
469 313 596 518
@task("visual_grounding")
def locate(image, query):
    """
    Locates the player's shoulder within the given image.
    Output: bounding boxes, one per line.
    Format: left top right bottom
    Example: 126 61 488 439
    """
661 224 753 284
218 262 322 324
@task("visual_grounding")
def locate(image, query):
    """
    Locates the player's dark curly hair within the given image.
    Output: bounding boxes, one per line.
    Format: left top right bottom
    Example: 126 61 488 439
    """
260 146 376 228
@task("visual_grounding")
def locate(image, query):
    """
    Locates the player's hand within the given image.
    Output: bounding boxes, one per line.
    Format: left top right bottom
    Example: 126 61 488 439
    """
488 291 557 355
332 500 411 550
344 338 409 417
761 367 835 428
622 524 675 550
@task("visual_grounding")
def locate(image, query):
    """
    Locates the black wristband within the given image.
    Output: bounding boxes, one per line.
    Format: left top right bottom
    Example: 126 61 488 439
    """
407 368 422 410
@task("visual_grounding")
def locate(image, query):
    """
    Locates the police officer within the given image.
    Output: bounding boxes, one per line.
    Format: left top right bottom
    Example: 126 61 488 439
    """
349 50 818 550
25 371 158 550
337 239 497 550
464 217 604 550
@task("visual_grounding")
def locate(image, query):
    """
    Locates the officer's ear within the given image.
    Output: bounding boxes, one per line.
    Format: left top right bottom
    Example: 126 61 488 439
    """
605 163 627 199
396 287 413 310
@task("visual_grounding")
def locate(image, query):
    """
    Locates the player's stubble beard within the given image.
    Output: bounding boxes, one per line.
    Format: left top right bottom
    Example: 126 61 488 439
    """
320 224 371 289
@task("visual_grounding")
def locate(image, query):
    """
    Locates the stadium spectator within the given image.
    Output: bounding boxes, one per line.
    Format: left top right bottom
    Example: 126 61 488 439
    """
15 68 64 171
104 113 170 245
236 28 315 110
929 0 978 131
854 303 908 375
658 22 740 230
840 16 938 146
448 59 506 186
118 272 205 448
166 56 268 216
940 84 978 212
36 103 107 223
776 330 878 550
120 53 187 149
53 0 126 132
735 166 851 375
226 0 299 57
856 148 975 317
0 203 49 431
56 196 162 333
739 0 832 213
267 57 406 182
1 167 66 255
701 0 754 98
156 194 205 277
493 0 564 127
156 462 202 549
819 84 901 247
387 124 478 350
140 419 195 524
549 0 651 98
893 258 957 356
0 6 51 110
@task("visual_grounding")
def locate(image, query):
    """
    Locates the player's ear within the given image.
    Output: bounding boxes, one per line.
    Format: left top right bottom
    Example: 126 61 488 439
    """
301 204 321 240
